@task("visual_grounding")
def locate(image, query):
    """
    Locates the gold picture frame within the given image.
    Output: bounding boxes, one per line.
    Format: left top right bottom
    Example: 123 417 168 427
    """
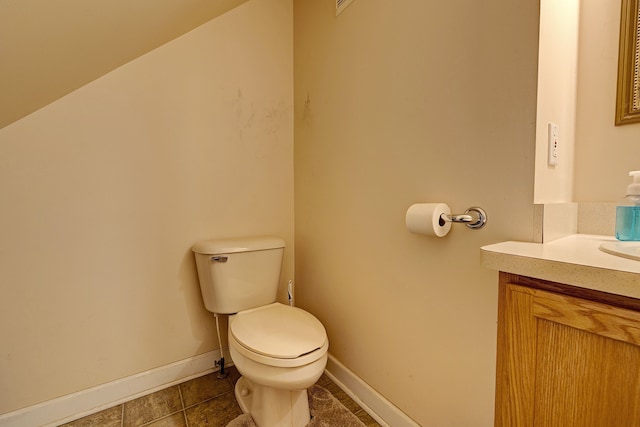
616 0 640 125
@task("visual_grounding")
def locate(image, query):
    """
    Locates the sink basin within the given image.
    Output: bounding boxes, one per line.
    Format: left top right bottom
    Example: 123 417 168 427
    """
599 241 640 261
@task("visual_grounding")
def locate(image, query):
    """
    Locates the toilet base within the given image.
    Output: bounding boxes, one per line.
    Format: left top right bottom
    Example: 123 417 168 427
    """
234 376 311 427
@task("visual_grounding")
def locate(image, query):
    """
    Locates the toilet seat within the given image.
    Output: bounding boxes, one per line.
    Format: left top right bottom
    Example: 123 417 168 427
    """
229 303 328 368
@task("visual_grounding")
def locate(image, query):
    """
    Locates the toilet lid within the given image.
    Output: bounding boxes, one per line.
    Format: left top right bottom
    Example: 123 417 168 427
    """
230 303 327 359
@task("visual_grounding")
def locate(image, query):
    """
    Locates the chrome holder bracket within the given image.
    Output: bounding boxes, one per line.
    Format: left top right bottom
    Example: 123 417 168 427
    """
441 207 487 230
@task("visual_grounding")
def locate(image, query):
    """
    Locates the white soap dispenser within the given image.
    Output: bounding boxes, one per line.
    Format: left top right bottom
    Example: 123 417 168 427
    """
615 170 640 241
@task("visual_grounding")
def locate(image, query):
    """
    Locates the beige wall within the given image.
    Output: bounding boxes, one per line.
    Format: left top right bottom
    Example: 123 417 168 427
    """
574 0 640 202
0 0 250 129
294 1 539 425
534 0 580 203
0 0 293 414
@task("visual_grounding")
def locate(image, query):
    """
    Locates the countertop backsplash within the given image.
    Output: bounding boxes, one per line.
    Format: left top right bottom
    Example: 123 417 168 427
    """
534 202 617 243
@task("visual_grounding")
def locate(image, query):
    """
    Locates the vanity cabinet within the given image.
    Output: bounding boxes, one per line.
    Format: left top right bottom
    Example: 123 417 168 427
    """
495 272 640 427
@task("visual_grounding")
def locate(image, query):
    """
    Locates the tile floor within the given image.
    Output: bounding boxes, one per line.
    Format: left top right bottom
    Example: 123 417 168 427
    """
59 367 382 427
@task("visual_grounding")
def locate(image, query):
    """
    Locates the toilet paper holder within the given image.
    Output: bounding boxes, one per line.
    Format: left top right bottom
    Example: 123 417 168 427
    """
440 207 487 229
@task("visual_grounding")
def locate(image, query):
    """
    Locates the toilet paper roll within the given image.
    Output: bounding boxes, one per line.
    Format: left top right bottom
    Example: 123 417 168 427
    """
405 203 452 237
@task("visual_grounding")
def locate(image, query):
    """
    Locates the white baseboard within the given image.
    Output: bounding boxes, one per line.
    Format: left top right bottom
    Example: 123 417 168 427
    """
2 350 419 427
0 349 227 427
325 354 421 427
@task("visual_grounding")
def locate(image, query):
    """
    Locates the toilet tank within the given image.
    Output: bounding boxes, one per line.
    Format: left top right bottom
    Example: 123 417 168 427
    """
191 237 285 314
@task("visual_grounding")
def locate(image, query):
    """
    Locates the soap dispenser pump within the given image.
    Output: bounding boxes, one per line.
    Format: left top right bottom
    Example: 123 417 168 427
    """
615 170 640 241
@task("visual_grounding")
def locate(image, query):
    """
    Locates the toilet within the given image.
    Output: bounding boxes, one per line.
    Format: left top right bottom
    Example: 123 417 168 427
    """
192 237 328 427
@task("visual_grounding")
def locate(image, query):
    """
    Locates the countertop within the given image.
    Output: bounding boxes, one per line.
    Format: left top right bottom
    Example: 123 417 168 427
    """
481 234 640 299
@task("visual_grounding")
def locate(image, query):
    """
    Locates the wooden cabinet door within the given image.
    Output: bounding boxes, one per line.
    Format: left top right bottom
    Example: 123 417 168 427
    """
495 279 640 427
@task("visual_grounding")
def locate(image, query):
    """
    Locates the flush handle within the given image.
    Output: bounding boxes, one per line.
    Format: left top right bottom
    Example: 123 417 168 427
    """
211 256 228 263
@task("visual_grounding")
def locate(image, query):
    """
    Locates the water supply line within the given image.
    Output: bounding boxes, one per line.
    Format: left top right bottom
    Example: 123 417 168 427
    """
214 313 228 379
288 280 295 307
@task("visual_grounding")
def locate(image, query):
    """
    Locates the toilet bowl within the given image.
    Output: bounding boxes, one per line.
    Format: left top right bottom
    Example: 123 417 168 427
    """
228 303 328 427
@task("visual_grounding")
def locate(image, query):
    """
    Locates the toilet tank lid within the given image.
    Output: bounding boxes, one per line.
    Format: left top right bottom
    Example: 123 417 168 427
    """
192 236 285 255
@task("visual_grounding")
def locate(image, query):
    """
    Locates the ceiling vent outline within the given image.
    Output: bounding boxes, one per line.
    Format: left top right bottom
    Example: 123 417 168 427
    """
336 0 355 16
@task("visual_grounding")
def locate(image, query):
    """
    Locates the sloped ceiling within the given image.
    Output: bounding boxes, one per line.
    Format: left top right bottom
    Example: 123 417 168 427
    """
0 0 249 129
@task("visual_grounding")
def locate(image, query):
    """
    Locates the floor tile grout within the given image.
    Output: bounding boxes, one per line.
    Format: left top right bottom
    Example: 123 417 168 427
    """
178 385 189 427
181 390 235 411
176 384 189 427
